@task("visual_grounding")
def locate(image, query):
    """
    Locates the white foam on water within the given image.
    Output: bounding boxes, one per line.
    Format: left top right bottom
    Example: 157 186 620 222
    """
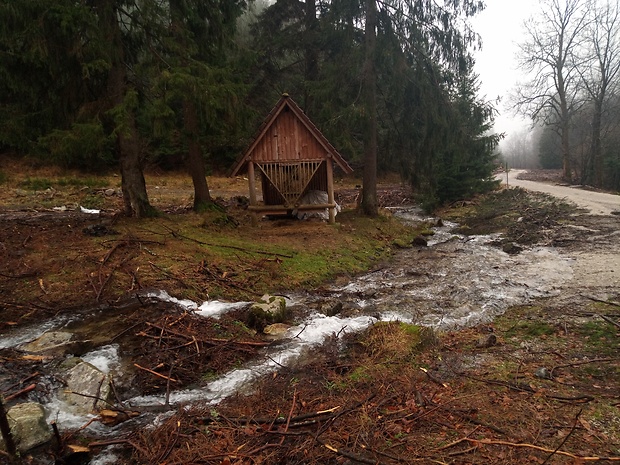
146 290 198 310
128 314 377 408
195 300 250 318
44 397 99 432
81 344 120 375
0 315 73 350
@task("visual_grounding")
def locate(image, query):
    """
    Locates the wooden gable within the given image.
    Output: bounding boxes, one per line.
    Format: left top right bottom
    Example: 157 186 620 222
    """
230 95 352 224
230 94 353 176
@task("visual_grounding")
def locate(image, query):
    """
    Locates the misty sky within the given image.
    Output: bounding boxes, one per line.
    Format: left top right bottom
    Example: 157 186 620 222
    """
471 0 538 135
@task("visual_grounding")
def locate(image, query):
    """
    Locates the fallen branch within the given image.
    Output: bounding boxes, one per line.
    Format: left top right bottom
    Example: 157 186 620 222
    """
133 364 179 383
317 437 390 465
541 409 581 465
463 375 536 393
546 394 594 403
143 322 271 347
63 390 116 409
435 404 508 436
89 438 149 457
584 295 620 308
599 314 620 330
162 225 294 258
464 438 620 461
3 372 40 393
148 262 189 289
551 357 617 378
220 405 342 426
3 383 36 402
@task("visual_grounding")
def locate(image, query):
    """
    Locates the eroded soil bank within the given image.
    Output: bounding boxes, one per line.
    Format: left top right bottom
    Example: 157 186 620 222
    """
1 166 620 464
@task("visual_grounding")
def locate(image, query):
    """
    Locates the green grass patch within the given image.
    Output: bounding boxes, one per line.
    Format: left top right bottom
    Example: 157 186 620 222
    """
20 177 54 190
80 193 105 209
19 176 109 191
56 177 110 188
504 320 556 339
574 321 619 354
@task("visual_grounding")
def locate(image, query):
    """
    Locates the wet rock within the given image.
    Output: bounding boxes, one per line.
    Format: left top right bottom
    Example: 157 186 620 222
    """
21 331 75 355
535 367 553 379
82 224 119 236
60 361 111 414
340 302 363 318
435 218 444 227
0 402 52 452
263 323 291 340
502 242 523 255
325 302 343 317
411 235 428 247
475 333 497 348
248 294 289 329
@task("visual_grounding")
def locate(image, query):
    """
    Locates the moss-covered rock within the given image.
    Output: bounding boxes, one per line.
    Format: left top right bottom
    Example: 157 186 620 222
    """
248 294 289 330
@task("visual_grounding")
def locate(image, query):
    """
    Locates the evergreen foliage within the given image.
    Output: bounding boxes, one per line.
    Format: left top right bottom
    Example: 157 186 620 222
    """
1 0 502 209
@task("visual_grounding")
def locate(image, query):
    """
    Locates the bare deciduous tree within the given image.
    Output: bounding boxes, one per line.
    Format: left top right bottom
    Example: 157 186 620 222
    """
580 1 620 185
514 0 592 182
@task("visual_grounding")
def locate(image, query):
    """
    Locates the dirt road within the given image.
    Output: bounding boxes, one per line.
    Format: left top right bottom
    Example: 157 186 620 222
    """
496 170 620 295
498 169 620 215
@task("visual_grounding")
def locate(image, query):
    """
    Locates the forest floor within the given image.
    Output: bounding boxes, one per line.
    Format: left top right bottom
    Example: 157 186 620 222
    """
1 158 619 465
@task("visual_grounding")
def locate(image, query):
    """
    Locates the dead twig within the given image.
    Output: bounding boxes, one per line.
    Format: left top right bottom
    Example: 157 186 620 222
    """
435 404 508 436
143 322 270 347
550 357 617 378
599 314 620 330
3 383 36 402
541 409 582 465
133 363 179 383
433 426 482 451
223 405 342 427
464 438 620 461
584 295 620 308
3 372 40 393
162 224 294 258
546 394 594 403
317 437 390 465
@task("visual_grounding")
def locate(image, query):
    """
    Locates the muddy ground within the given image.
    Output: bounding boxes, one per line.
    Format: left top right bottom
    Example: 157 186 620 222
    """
1 164 620 464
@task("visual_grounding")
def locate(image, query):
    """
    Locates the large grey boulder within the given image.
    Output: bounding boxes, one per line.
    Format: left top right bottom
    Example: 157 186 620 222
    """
0 402 52 452
21 331 75 355
60 361 111 414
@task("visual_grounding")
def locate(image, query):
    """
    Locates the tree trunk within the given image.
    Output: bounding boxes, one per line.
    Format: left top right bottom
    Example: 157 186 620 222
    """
100 0 153 217
119 121 151 217
361 0 378 217
304 0 319 113
184 98 212 211
557 69 572 183
589 97 603 187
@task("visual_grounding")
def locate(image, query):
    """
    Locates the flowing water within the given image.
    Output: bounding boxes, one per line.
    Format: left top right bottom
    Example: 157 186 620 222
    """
0 207 574 461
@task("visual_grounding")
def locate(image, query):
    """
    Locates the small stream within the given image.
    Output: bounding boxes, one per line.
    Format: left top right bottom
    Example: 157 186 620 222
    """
0 207 573 462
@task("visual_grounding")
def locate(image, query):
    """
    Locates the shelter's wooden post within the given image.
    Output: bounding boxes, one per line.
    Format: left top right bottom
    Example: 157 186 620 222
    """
248 161 258 226
326 159 336 223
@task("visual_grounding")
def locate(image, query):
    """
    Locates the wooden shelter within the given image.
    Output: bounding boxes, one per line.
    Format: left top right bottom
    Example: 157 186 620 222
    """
230 94 353 224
